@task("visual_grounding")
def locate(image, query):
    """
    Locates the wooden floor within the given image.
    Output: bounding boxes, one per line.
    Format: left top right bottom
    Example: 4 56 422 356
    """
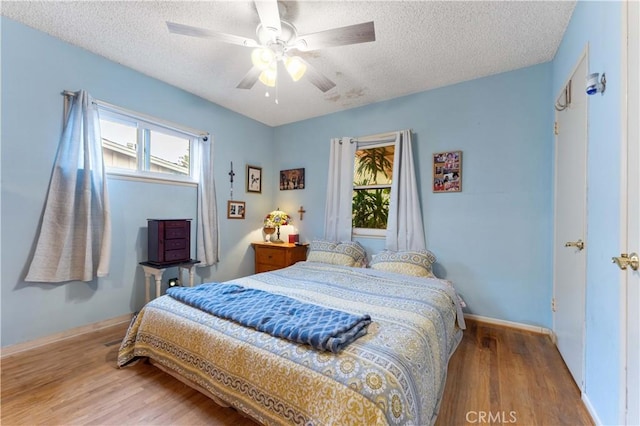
1 319 593 425
436 320 593 425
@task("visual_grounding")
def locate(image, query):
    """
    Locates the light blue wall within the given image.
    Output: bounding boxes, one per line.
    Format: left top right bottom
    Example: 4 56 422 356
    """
1 17 274 347
1 14 556 346
552 1 625 424
274 63 554 329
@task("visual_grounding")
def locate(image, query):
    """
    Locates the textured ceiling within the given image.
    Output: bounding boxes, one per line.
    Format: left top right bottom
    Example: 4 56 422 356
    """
1 1 576 127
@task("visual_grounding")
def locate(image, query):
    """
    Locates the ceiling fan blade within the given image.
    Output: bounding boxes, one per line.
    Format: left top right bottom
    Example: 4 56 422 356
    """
236 66 263 90
254 0 281 36
296 21 375 51
167 21 258 48
298 58 336 92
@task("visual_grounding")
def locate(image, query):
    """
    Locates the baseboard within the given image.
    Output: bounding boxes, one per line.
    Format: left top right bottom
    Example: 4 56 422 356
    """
464 313 554 337
0 313 133 358
581 393 601 425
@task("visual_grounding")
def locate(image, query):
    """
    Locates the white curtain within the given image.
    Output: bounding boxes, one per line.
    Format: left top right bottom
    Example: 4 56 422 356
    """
26 90 111 282
323 137 356 241
386 130 426 251
196 136 219 266
324 130 426 250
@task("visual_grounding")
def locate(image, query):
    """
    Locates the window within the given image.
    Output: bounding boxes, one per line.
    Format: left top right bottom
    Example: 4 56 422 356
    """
99 107 197 182
352 142 394 235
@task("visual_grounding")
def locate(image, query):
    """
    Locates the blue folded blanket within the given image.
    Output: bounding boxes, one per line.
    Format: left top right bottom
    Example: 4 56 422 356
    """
167 283 371 353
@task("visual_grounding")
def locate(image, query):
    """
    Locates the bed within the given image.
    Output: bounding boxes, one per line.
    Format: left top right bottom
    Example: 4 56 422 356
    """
118 260 465 425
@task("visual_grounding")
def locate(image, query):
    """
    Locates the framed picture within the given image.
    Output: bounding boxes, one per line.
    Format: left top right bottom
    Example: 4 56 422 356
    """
433 150 462 193
280 168 305 190
246 165 262 193
227 200 246 219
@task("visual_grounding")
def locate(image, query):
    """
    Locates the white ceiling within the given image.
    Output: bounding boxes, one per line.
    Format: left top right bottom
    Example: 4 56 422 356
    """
1 1 576 127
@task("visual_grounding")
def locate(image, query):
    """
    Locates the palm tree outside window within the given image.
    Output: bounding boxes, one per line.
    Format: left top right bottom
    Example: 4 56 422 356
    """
352 144 394 231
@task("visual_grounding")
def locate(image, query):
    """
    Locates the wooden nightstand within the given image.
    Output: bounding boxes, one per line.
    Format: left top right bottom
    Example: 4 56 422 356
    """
251 242 308 273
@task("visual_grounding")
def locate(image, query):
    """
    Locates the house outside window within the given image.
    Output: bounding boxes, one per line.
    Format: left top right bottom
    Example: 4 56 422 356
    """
99 108 196 183
352 142 394 237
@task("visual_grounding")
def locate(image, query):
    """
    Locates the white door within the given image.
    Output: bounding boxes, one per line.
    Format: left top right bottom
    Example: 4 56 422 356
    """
624 2 639 423
553 53 588 390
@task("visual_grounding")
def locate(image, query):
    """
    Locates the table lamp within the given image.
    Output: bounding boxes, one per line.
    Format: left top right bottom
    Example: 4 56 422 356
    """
264 208 291 244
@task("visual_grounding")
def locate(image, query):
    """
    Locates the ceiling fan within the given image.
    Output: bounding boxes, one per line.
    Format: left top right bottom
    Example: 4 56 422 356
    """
166 0 375 93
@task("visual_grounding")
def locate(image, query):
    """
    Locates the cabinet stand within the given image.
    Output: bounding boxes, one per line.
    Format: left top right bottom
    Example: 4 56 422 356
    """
139 260 200 303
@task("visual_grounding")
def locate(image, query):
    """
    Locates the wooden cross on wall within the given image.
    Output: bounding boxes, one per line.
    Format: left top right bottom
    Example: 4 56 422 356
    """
298 206 306 220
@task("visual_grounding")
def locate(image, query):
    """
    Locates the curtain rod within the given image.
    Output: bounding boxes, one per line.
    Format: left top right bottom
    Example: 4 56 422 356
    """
351 129 413 144
61 90 209 139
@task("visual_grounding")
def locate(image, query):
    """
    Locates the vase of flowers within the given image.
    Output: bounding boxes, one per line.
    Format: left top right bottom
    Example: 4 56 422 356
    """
263 226 276 242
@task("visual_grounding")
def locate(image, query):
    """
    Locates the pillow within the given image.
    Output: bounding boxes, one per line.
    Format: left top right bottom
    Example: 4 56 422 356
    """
333 241 367 267
306 240 338 264
307 240 367 267
369 249 436 278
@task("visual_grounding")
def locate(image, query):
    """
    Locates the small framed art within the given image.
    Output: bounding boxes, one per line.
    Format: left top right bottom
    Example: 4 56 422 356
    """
280 168 305 190
433 150 462 193
227 200 246 219
247 165 262 193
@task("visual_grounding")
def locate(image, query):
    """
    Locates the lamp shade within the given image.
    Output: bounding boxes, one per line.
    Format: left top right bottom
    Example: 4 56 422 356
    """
285 56 307 82
259 64 277 87
264 208 291 228
251 48 275 70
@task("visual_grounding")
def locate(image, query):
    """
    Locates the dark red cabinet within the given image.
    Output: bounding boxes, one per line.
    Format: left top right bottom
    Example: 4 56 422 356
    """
147 219 191 265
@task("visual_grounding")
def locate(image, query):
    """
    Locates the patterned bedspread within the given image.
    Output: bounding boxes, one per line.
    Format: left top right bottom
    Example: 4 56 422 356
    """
118 262 465 426
166 283 372 353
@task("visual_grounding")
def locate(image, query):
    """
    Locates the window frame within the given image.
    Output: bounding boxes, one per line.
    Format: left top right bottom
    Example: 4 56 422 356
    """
97 102 205 185
351 140 395 238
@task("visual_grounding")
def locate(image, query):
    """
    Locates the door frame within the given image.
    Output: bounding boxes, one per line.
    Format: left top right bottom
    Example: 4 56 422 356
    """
620 1 639 423
552 46 589 393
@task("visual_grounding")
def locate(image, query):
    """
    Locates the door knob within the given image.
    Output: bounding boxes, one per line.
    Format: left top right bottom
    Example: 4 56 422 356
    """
612 253 639 271
565 239 585 250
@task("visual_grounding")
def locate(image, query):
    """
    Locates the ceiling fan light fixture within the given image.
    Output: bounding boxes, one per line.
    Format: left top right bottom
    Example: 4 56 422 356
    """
285 56 307 82
251 48 275 70
168 7 375 94
259 67 277 87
